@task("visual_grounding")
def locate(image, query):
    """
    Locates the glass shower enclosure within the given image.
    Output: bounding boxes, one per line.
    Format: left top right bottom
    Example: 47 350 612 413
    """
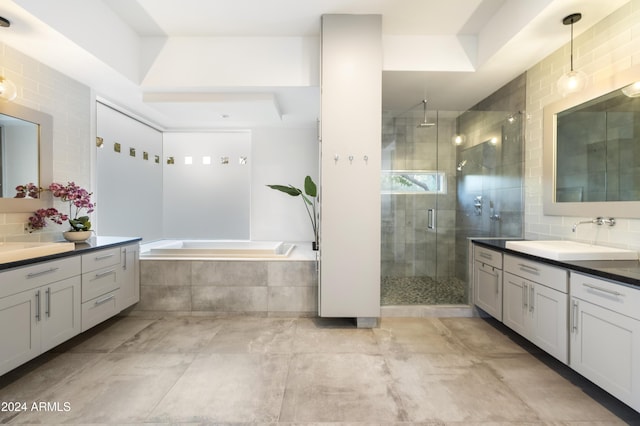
381 108 465 305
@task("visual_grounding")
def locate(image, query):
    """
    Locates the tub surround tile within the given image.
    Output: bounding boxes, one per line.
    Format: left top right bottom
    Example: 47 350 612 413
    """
191 286 268 313
138 259 318 316
268 286 317 314
140 260 192 286
138 286 192 312
192 261 268 286
267 261 318 286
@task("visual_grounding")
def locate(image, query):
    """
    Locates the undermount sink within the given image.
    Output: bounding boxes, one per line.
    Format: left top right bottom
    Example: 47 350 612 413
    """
505 240 638 261
0 242 76 264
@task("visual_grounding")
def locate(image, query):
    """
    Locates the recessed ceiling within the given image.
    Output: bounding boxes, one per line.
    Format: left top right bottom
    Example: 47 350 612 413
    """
1 0 631 129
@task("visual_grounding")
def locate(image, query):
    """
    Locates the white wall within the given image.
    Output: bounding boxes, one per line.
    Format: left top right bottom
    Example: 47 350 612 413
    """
251 127 319 241
162 132 251 240
525 0 640 250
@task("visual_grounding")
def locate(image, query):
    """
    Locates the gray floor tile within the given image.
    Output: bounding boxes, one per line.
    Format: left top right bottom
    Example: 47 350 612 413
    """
148 353 289 423
279 353 406 423
0 316 637 424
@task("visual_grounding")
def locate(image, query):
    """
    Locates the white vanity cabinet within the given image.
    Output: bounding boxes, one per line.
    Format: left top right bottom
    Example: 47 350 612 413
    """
117 243 140 311
503 255 568 363
570 272 640 411
473 245 503 320
80 243 140 331
0 257 81 376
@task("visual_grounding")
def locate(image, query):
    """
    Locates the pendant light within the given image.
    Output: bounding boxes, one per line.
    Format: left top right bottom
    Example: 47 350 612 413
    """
0 76 17 102
557 13 587 97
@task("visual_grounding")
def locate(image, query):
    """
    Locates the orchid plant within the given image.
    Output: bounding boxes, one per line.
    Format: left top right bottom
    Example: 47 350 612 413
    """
16 182 95 232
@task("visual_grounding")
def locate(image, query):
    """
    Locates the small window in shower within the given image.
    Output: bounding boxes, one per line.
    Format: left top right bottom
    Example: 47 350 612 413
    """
381 170 446 194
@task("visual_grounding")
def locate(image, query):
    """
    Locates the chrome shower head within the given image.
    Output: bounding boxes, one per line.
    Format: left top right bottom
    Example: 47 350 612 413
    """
417 99 435 128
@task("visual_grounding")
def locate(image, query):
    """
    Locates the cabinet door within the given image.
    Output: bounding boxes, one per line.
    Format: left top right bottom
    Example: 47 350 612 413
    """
40 276 81 352
530 283 567 363
570 297 640 410
0 290 40 376
474 260 502 320
502 272 527 336
117 244 139 311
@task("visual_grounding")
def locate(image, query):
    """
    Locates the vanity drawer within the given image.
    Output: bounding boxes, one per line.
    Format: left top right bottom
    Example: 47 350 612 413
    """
81 289 120 332
474 246 502 269
0 256 81 298
571 272 640 320
82 267 120 303
81 248 121 273
504 254 568 293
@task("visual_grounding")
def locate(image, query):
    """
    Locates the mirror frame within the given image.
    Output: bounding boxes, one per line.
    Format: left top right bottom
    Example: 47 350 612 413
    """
543 63 640 218
0 102 53 213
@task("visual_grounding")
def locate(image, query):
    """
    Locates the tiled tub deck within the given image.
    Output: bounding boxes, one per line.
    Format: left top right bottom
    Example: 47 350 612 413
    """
134 258 318 317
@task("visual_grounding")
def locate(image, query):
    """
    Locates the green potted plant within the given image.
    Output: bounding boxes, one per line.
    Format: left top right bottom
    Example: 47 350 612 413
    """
267 175 319 250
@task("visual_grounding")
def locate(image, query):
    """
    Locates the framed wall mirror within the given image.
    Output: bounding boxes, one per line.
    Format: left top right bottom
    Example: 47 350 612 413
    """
0 102 52 213
543 64 640 217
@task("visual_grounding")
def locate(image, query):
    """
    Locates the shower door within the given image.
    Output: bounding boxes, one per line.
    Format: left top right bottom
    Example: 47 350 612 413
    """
381 109 466 305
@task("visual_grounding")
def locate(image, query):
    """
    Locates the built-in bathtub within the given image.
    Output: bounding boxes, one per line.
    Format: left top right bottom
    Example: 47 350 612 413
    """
135 240 317 317
140 239 296 259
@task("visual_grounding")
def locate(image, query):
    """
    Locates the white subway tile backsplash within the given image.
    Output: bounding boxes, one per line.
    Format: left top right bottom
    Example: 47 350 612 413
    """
0 42 91 242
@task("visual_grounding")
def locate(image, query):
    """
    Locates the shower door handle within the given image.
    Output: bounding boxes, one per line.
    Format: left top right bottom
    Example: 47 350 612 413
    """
427 209 436 230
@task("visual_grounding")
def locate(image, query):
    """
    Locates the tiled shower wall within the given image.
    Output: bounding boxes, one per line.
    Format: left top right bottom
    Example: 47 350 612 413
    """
381 111 458 280
454 74 526 281
0 42 91 242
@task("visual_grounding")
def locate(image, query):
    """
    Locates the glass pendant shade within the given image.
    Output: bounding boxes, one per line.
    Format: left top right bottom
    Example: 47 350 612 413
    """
622 81 640 98
557 69 587 97
0 77 17 102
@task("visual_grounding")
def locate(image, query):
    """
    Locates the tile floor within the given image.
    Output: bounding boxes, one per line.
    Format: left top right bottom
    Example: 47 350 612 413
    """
0 315 638 425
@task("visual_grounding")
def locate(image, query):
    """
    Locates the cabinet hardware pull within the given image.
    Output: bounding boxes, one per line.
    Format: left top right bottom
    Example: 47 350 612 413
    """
582 282 624 297
27 267 59 278
517 263 539 274
479 252 492 260
35 290 41 322
122 248 127 270
94 253 115 261
529 284 535 312
94 294 115 306
94 269 116 279
523 282 528 309
572 299 579 332
45 287 51 318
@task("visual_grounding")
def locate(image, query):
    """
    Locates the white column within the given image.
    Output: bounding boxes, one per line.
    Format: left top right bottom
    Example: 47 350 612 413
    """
319 15 382 322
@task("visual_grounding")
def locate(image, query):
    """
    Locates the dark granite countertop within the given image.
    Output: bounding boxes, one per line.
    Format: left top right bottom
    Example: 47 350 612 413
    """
0 236 142 271
473 238 640 289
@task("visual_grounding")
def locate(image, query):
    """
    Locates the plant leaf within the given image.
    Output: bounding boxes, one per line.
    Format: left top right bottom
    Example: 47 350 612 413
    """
304 176 317 197
266 184 301 196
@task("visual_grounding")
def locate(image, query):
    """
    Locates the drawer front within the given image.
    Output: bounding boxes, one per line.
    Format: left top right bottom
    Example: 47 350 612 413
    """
474 246 502 269
0 256 81 298
571 272 640 320
82 267 120 303
81 289 120 332
504 254 568 293
81 248 121 273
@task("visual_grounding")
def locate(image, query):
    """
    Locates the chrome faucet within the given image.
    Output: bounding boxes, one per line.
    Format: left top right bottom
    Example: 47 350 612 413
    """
572 217 616 232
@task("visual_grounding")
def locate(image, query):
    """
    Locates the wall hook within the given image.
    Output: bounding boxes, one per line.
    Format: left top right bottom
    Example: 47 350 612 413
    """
348 155 354 164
